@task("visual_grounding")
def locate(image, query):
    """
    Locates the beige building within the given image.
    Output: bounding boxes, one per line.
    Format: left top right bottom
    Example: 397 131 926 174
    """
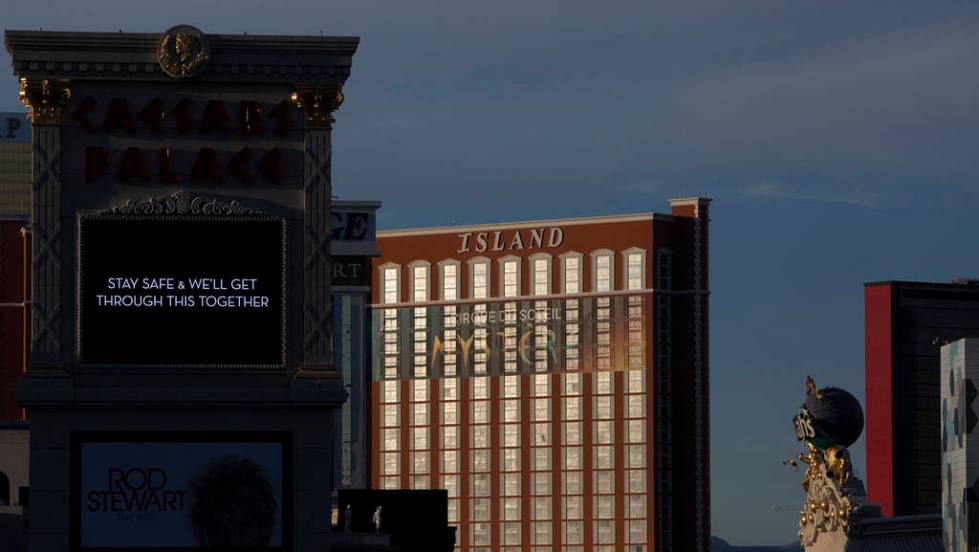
0 113 30 216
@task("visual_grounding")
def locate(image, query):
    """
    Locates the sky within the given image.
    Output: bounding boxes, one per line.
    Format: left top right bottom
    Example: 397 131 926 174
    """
3 0 979 545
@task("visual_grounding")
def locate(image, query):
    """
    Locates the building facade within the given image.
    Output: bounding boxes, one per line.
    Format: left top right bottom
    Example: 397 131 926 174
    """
941 338 979 551
332 200 381 491
0 113 31 422
369 198 711 552
866 280 979 517
0 112 30 216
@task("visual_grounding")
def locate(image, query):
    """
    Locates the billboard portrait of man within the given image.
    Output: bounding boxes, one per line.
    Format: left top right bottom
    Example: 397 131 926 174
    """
188 456 278 547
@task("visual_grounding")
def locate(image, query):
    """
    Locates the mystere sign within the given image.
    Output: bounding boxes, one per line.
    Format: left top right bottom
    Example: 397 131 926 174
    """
78 216 285 366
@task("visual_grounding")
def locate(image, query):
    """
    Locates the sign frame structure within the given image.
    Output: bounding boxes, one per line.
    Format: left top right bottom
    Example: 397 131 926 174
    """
6 26 359 551
69 430 295 552
75 208 288 370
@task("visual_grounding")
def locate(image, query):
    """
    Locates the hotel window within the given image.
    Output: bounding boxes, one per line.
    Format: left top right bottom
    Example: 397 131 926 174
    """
437 298 461 525
530 254 551 372
593 370 615 547
441 401 458 425
561 252 582 294
442 378 457 400
533 520 551 546
470 374 491 520
624 364 647 548
503 375 519 398
471 519 490 549
469 258 489 376
623 248 646 290
562 253 582 373
440 260 460 378
502 423 520 447
440 391 461 527
500 367 522 548
380 264 401 379
561 372 583 547
592 250 614 292
624 248 646 370
382 380 400 404
441 426 458 448
409 262 430 379
500 256 520 297
500 257 519 373
409 382 430 488
529 253 551 296
382 264 401 304
503 520 520 551
534 373 550 397
469 258 489 299
592 250 614 371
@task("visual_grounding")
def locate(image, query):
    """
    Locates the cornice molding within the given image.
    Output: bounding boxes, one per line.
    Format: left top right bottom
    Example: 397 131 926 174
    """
4 30 358 84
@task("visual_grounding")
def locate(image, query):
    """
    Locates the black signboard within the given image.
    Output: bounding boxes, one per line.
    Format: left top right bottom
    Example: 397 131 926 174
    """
78 217 285 366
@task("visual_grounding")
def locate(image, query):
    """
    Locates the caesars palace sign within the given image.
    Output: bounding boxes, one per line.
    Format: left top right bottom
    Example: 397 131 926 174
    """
12 24 351 369
76 95 294 184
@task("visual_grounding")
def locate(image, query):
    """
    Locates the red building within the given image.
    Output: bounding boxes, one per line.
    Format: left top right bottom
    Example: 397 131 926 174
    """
865 280 979 516
0 217 28 421
370 198 710 552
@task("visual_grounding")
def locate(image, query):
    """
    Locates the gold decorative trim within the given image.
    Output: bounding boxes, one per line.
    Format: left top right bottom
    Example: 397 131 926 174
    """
19 78 71 125
158 24 210 79
291 85 344 129
296 363 340 378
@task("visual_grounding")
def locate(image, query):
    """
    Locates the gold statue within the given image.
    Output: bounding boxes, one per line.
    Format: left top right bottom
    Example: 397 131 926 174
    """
805 375 824 400
824 445 851 485
784 442 823 493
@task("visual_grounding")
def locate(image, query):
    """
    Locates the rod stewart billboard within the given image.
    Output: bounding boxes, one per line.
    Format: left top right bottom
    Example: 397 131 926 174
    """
72 432 292 550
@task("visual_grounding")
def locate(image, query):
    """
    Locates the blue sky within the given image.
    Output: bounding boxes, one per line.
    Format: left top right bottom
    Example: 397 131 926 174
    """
3 1 979 545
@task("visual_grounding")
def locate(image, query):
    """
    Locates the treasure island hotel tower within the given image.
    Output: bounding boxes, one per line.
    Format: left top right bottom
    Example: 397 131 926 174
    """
370 198 710 552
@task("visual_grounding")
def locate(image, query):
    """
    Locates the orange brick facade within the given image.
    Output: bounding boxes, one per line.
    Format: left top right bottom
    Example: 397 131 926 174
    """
370 199 710 552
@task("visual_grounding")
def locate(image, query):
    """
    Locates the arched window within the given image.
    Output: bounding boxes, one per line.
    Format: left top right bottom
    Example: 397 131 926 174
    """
590 249 615 293
560 251 583 294
498 256 521 298
528 253 552 297
622 247 647 291
467 257 491 300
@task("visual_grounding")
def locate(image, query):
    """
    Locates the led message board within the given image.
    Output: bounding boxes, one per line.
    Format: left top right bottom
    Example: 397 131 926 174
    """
71 431 292 550
78 216 285 366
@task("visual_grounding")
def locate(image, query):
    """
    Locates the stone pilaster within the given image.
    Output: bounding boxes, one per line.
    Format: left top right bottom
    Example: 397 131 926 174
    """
293 85 344 376
19 78 71 368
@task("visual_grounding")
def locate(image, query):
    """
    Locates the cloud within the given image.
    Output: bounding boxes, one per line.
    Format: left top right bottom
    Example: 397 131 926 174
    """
642 16 979 181
744 181 878 209
326 7 979 218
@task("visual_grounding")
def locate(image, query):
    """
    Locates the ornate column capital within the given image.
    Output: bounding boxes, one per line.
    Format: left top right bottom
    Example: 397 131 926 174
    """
290 84 344 130
18 78 71 125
